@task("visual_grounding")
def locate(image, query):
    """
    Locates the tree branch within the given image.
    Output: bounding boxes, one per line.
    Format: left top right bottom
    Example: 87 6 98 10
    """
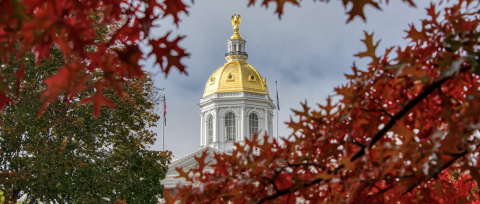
373 100 394 118
255 67 470 203
402 144 480 195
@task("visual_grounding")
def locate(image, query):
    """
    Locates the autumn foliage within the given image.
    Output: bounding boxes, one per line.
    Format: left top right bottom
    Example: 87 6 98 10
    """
0 0 190 117
167 0 480 203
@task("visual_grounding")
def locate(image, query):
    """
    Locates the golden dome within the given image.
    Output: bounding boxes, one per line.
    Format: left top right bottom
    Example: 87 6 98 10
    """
203 61 269 97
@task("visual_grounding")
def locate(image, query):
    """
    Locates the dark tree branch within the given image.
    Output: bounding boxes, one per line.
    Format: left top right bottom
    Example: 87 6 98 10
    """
402 143 480 195
255 67 471 204
367 185 394 198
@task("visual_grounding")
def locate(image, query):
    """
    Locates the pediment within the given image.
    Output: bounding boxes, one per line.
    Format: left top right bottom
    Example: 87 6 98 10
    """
165 146 224 177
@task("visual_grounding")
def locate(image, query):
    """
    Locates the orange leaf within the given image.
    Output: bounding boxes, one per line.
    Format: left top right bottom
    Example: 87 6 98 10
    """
193 150 209 173
355 31 380 63
342 0 380 22
176 167 193 182
405 24 428 42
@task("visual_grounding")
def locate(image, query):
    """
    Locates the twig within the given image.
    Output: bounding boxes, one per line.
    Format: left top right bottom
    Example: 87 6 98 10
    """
367 185 394 198
373 100 394 118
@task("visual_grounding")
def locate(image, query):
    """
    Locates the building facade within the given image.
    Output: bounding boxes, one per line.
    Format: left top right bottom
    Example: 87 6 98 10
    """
161 14 275 190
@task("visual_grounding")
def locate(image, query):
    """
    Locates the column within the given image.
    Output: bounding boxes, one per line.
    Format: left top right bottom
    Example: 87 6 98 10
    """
219 117 224 143
213 108 218 142
241 106 245 141
264 109 269 137
200 112 204 147
236 114 241 141
204 115 208 146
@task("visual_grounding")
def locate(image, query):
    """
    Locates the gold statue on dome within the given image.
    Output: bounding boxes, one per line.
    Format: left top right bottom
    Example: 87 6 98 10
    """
230 14 242 39
231 14 241 31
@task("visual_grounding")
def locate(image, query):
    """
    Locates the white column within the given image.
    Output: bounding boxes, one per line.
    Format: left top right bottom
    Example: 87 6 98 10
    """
200 112 204 147
241 106 245 141
219 117 224 143
213 108 218 142
204 116 208 146
245 108 249 141
236 115 240 141
264 109 269 137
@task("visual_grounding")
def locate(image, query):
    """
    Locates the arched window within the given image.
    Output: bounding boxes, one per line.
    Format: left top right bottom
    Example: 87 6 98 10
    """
229 45 231 52
233 44 237 52
208 115 213 144
249 113 258 140
225 112 236 141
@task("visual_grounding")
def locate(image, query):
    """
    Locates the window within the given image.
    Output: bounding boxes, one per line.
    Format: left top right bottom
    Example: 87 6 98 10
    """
225 112 236 141
208 115 213 144
249 113 258 140
233 44 237 52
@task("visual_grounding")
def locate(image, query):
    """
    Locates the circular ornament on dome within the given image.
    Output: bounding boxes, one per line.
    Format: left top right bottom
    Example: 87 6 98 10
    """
250 75 254 80
228 75 232 79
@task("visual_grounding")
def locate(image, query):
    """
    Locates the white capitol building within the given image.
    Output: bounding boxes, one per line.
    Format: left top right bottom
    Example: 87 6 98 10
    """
160 14 276 193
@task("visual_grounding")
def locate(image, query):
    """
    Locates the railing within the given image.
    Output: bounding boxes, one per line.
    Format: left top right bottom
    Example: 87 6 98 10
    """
201 92 269 103
225 137 236 142
225 52 248 57
245 92 267 99
219 92 241 97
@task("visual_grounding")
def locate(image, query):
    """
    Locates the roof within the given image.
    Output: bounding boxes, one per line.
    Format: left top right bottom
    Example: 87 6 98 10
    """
203 61 270 97
165 146 225 177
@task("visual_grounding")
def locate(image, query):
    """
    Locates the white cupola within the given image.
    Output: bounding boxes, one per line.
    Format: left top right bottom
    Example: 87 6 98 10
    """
197 14 275 154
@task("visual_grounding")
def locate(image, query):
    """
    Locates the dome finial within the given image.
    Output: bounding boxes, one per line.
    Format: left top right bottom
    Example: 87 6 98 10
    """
231 14 242 39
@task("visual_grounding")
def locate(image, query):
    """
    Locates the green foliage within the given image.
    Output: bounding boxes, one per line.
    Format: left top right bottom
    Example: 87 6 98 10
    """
0 47 171 203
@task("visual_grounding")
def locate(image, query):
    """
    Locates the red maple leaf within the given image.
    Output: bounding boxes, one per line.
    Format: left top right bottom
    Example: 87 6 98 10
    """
161 0 189 26
116 45 144 78
39 67 71 118
0 75 13 109
79 82 115 118
0 93 13 110
11 62 25 99
149 33 189 76
248 0 299 19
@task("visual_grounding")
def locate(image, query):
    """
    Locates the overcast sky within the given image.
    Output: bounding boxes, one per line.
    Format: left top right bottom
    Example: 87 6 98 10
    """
142 0 434 160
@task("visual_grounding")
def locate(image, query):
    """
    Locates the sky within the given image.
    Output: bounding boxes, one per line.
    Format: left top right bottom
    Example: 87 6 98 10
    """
142 0 435 160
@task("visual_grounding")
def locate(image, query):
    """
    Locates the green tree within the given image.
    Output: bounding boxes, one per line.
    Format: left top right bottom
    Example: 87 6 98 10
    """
0 48 171 203
0 10 171 203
